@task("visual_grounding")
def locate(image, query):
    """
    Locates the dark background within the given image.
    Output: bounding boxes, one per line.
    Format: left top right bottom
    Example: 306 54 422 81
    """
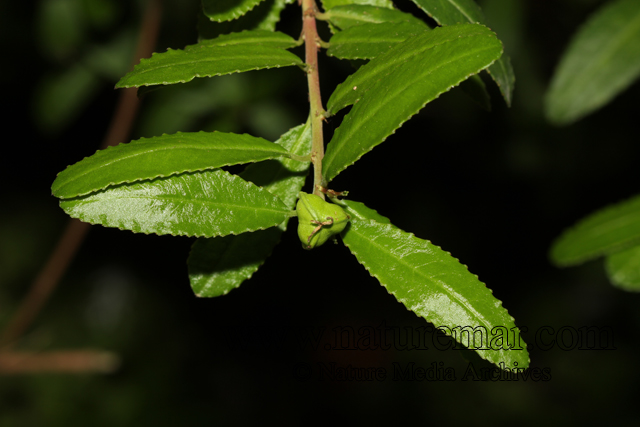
2 0 639 425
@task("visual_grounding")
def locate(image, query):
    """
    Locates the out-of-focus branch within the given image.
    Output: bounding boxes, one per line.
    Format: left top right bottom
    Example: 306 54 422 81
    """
0 350 119 374
0 0 162 350
0 220 91 348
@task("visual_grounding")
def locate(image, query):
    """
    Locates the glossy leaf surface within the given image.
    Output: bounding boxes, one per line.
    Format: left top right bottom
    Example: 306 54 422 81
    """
323 4 424 30
324 24 502 182
188 123 312 297
339 199 390 223
116 44 302 88
342 219 529 368
202 0 266 22
545 0 640 125
327 21 429 59
52 131 290 199
606 244 640 292
550 194 640 266
60 170 291 237
411 0 515 106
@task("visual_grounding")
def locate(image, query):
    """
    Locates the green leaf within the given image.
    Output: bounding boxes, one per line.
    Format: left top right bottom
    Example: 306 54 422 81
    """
341 219 529 369
115 44 302 88
188 229 285 297
34 64 100 135
188 122 312 297
410 0 515 106
327 21 430 60
545 0 640 125
459 74 491 111
550 193 640 266
338 199 390 223
187 29 299 51
606 244 640 292
486 52 514 107
327 24 498 114
325 20 490 109
411 0 483 24
198 0 292 40
202 0 266 22
60 169 291 237
324 24 502 182
321 0 394 11
239 127 312 209
325 19 489 110
52 131 291 199
323 5 424 30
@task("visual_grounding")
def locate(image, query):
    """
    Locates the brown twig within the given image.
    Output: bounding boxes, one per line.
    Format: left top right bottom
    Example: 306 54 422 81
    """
302 0 327 199
0 350 119 374
0 0 162 349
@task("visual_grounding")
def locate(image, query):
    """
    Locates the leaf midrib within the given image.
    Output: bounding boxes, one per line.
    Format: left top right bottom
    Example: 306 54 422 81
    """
68 142 286 177
133 49 300 77
78 192 289 215
328 27 492 113
350 222 495 333
325 40 498 178
56 143 288 197
445 0 477 23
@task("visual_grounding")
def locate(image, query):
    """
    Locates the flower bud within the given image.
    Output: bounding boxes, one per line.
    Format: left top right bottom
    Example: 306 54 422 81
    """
296 192 349 249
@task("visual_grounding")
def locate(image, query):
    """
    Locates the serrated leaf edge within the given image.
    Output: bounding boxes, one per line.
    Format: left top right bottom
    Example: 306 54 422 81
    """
203 0 266 22
341 220 529 368
327 25 500 115
61 171 294 238
53 131 291 199
325 36 501 182
190 222 289 297
115 47 302 89
189 121 311 297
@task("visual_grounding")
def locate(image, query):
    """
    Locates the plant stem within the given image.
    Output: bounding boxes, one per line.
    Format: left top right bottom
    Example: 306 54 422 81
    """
0 350 119 374
0 0 162 348
302 0 326 199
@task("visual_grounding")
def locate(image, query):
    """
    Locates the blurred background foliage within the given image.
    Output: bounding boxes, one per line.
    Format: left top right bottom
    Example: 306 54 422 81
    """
2 0 639 425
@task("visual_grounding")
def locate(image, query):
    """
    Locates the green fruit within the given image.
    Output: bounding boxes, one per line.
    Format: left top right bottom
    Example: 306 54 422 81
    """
296 192 349 249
